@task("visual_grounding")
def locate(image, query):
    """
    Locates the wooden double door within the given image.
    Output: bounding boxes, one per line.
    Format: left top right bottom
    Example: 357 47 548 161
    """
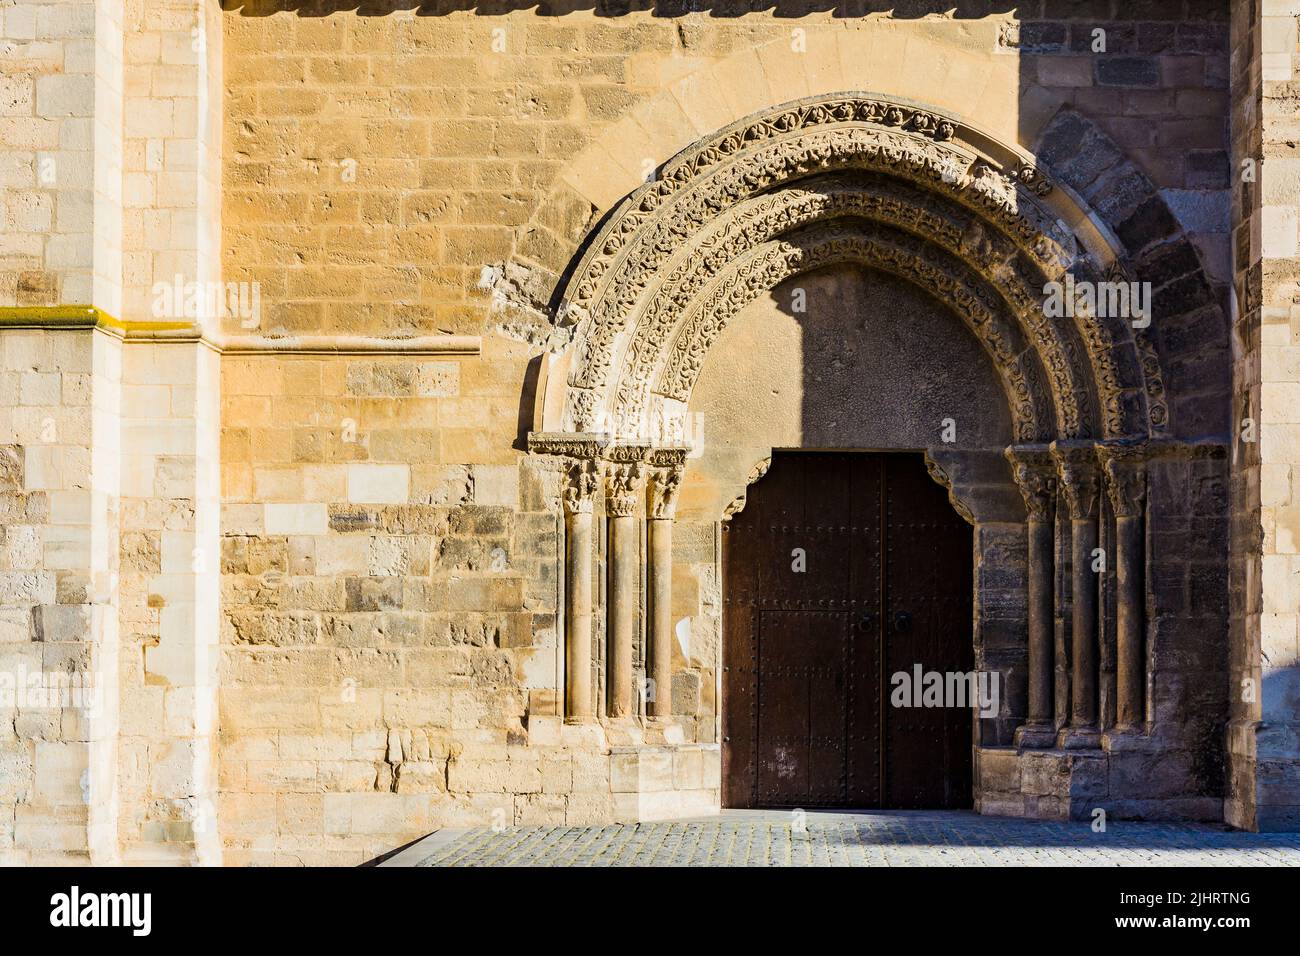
722 451 974 809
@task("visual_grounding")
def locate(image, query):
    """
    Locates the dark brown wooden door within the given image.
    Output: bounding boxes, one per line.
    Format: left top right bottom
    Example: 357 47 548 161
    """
721 451 973 810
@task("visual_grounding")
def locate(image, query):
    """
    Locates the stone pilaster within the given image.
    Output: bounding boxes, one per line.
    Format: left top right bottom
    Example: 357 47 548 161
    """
1052 440 1101 749
1006 444 1056 748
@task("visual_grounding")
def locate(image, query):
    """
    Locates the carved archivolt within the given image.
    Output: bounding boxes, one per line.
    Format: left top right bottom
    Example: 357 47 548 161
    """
655 223 1047 442
552 93 1166 444
609 178 1101 442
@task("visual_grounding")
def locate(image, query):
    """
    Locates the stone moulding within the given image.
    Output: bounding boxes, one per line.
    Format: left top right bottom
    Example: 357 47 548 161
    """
0 306 482 355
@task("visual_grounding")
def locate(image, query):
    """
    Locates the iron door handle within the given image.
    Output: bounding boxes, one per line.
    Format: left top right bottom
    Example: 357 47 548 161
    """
893 611 912 634
858 611 875 630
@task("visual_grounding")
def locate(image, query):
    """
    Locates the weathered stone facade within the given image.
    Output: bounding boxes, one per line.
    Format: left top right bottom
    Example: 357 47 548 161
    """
1 0 1298 865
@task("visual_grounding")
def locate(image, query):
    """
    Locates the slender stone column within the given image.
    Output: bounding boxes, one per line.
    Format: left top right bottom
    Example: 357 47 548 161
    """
1052 441 1102 749
604 458 644 718
562 459 599 721
1006 445 1057 748
1099 441 1148 733
647 453 685 718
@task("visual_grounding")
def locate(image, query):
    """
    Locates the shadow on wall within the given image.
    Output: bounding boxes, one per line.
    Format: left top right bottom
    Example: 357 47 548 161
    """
681 261 1013 518
220 1 1025 20
775 263 1013 453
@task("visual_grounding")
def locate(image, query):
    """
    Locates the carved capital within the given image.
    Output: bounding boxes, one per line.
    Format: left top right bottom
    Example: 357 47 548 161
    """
1097 440 1148 518
562 458 599 515
1051 440 1100 521
648 464 683 520
1005 444 1057 522
604 461 644 518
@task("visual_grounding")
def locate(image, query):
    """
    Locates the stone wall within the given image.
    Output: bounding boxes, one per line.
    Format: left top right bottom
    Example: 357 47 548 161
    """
1226 0 1300 832
209 2 1239 861
7 0 1297 867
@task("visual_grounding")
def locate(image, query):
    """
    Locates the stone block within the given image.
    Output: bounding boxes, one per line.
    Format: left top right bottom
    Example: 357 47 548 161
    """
346 464 409 505
264 503 328 535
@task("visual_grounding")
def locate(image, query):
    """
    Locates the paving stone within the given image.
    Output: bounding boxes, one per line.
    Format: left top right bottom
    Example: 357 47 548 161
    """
404 810 1300 867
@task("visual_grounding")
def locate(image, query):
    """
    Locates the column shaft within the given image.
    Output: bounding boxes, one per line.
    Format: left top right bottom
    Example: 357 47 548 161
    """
1070 517 1099 729
649 517 673 718
1053 440 1101 748
1007 444 1057 747
1115 513 1144 729
1100 441 1147 736
564 510 593 720
608 513 637 717
1027 517 1054 726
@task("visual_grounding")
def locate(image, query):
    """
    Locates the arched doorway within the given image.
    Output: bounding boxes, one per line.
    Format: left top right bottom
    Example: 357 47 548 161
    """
721 451 974 810
527 93 1231 823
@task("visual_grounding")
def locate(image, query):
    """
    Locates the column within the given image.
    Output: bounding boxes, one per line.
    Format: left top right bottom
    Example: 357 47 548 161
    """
647 453 684 718
1052 440 1102 748
562 459 598 721
1099 441 1147 734
604 458 643 718
1006 445 1057 748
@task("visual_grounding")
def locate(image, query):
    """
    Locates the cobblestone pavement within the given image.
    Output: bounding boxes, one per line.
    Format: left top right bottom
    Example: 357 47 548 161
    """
393 810 1300 867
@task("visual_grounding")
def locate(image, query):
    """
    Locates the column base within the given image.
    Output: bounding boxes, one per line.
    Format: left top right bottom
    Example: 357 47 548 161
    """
643 716 686 746
602 717 646 746
1056 726 1102 749
1013 723 1058 749
1101 726 1156 752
